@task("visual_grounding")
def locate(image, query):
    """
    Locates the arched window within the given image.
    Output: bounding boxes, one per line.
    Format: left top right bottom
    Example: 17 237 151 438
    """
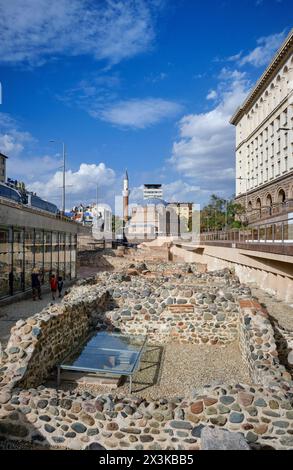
248 201 253 212
266 194 272 206
266 194 272 215
277 189 286 204
256 198 261 210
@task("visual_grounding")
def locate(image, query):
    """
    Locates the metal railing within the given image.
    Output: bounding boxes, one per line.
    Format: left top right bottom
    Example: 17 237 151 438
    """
200 216 293 245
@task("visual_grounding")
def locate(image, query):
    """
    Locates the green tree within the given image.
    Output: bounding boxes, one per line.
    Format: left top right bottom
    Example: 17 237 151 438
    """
200 194 246 231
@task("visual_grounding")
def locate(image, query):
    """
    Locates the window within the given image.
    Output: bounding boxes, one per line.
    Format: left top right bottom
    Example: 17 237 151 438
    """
0 228 12 297
285 156 288 172
24 229 35 290
276 116 280 131
44 231 52 285
284 132 288 149
271 164 274 178
283 108 288 126
13 229 24 294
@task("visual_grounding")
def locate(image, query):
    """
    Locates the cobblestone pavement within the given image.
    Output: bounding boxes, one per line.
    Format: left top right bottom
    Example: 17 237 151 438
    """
251 286 293 331
0 293 62 348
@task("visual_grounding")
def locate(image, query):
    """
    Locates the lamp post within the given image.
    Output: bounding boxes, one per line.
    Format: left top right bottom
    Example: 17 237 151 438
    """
50 140 66 214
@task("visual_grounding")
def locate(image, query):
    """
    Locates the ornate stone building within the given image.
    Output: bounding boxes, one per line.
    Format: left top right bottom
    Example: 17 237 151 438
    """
230 29 293 224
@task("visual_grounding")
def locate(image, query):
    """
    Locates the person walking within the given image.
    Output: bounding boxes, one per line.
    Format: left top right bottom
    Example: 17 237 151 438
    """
50 274 58 300
31 268 42 300
57 275 64 298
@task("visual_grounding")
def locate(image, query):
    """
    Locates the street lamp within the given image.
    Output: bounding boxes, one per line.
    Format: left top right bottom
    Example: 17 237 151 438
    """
50 140 66 214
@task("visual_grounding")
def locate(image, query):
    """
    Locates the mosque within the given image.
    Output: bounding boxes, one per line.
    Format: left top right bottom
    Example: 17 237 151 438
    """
122 171 189 241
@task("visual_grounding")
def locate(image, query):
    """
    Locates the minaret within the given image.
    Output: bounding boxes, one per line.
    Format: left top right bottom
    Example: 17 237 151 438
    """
122 169 130 223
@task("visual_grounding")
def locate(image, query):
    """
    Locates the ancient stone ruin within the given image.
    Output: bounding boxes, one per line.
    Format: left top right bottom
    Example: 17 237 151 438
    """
0 260 293 450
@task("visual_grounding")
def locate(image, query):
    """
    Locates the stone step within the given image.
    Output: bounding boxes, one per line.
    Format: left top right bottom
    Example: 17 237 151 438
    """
59 371 123 388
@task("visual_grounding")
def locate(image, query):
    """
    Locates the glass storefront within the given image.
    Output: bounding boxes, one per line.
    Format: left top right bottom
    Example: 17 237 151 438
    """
0 226 77 299
0 228 12 298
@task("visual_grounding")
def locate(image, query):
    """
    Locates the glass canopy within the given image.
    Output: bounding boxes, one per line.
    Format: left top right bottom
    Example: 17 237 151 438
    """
57 331 147 392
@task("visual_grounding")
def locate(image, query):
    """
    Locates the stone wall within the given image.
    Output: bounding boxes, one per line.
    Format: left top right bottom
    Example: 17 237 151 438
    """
106 271 246 345
1 288 110 390
238 299 293 393
0 264 293 450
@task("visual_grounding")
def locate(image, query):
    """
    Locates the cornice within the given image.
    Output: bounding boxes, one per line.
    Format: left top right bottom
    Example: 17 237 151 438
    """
230 29 293 126
234 93 291 152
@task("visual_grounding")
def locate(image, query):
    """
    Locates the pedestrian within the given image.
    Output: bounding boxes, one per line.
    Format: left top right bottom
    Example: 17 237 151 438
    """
57 275 64 298
31 268 42 300
50 274 58 300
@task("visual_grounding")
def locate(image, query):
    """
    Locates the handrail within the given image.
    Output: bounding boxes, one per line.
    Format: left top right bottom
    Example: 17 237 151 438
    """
200 217 293 244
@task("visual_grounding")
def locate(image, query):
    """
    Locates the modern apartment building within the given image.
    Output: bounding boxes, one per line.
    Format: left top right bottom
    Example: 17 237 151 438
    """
168 202 193 229
143 184 163 200
230 29 293 224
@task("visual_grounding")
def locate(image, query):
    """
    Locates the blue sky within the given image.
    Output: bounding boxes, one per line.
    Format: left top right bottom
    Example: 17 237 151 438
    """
0 0 292 210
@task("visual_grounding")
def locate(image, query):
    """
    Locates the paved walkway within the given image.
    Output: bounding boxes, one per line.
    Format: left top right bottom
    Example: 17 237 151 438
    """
0 292 62 348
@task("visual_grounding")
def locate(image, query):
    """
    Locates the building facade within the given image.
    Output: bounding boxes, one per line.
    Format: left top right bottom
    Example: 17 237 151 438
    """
168 202 193 230
0 197 77 300
143 184 163 200
0 152 7 183
230 29 293 224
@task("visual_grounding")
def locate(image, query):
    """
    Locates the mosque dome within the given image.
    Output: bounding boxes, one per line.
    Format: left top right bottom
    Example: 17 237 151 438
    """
142 198 168 207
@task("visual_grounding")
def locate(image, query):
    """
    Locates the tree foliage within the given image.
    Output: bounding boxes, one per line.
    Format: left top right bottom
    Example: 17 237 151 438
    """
200 194 246 231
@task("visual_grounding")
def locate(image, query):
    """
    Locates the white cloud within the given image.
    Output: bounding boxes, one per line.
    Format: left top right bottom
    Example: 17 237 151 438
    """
218 68 247 81
98 98 183 129
145 72 168 83
0 111 118 209
0 112 34 157
28 163 117 209
0 0 162 66
162 180 201 202
239 31 286 67
206 90 218 101
7 155 62 183
169 69 250 192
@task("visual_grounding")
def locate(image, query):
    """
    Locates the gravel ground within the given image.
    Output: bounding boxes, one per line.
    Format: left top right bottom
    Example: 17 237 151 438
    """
55 341 251 401
251 286 293 331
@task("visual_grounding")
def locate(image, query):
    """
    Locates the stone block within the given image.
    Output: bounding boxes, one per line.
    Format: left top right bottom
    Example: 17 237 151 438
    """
201 427 250 450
